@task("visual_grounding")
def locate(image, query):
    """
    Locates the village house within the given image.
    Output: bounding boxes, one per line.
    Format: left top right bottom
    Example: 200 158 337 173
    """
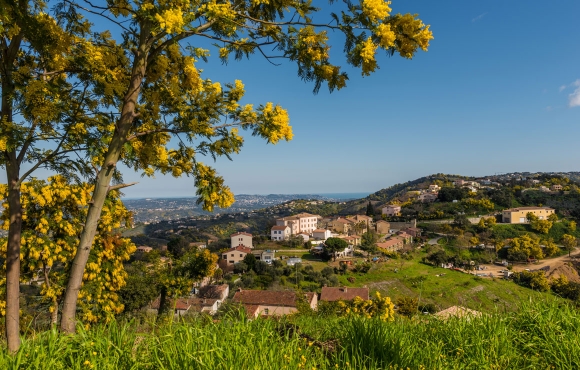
275 213 321 235
251 249 276 264
381 205 401 217
232 289 318 318
375 220 391 234
271 225 291 241
221 246 252 265
320 286 369 302
338 235 362 246
298 233 310 241
539 186 551 192
395 231 413 244
418 193 438 203
136 246 153 253
454 179 466 186
346 214 374 230
312 229 332 240
401 227 422 238
330 217 353 234
198 284 230 304
376 237 405 252
149 297 220 317
428 184 440 192
501 207 555 224
189 241 207 249
551 184 563 191
230 232 253 249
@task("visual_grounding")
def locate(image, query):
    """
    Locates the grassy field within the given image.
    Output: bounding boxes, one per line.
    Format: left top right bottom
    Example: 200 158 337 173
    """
2 300 580 369
335 249 559 312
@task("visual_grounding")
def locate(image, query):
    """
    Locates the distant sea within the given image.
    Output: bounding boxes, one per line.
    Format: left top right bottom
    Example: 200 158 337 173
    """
122 192 371 201
316 192 371 200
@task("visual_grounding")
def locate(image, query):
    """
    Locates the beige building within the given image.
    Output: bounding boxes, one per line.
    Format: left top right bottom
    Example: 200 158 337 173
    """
551 184 563 191
377 237 405 252
231 232 253 249
221 246 252 265
502 207 555 224
375 220 391 234
232 290 318 318
276 213 320 235
346 214 374 230
382 205 401 217
331 217 353 234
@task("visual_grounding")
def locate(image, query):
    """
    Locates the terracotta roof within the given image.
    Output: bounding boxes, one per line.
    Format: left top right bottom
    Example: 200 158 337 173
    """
292 212 320 218
503 207 554 212
313 229 328 233
198 284 229 300
349 215 372 220
320 287 369 302
188 298 219 312
405 227 421 232
232 290 299 307
271 225 289 231
223 246 252 254
151 297 217 311
231 232 253 237
383 205 401 209
333 218 353 224
377 239 403 248
304 292 317 304
243 304 260 317
435 306 482 319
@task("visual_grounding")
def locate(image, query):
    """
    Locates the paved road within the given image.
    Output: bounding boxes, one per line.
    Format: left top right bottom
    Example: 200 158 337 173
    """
428 237 442 245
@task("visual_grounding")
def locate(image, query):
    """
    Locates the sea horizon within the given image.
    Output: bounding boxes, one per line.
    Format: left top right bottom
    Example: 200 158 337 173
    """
122 192 371 201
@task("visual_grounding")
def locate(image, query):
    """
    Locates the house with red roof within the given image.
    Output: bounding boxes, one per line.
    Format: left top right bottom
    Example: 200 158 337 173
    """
232 289 318 318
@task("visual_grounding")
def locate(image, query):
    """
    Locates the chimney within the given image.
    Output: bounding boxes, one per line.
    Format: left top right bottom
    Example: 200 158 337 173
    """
237 287 242 292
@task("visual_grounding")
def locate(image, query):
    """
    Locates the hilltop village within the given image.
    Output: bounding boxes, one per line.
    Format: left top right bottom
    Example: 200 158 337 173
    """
126 173 580 318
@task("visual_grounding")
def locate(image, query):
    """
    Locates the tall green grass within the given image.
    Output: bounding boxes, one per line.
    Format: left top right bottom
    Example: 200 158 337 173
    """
1 300 579 369
336 301 580 369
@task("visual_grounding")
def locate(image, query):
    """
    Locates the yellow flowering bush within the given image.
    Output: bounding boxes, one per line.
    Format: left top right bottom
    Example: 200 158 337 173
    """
0 176 135 324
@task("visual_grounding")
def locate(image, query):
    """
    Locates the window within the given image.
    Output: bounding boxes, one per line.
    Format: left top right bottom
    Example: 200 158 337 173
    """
240 254 243 257
231 254 234 257
264 308 269 315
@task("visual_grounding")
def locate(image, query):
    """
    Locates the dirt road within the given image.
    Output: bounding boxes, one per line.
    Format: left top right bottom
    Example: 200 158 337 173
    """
479 251 580 278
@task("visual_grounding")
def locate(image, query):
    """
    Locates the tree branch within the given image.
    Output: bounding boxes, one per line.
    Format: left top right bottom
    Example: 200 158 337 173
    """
108 182 138 192
16 147 88 187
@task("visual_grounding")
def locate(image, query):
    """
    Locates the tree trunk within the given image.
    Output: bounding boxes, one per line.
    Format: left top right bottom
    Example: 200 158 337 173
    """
2 32 23 351
59 42 150 333
157 286 169 316
5 163 22 353
42 262 58 326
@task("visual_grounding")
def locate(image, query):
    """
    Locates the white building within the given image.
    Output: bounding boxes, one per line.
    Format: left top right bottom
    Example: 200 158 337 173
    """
275 213 320 235
271 225 291 241
230 232 253 249
312 229 332 240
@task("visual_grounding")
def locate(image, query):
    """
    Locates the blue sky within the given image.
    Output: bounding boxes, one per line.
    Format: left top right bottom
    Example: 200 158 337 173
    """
5 1 580 197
